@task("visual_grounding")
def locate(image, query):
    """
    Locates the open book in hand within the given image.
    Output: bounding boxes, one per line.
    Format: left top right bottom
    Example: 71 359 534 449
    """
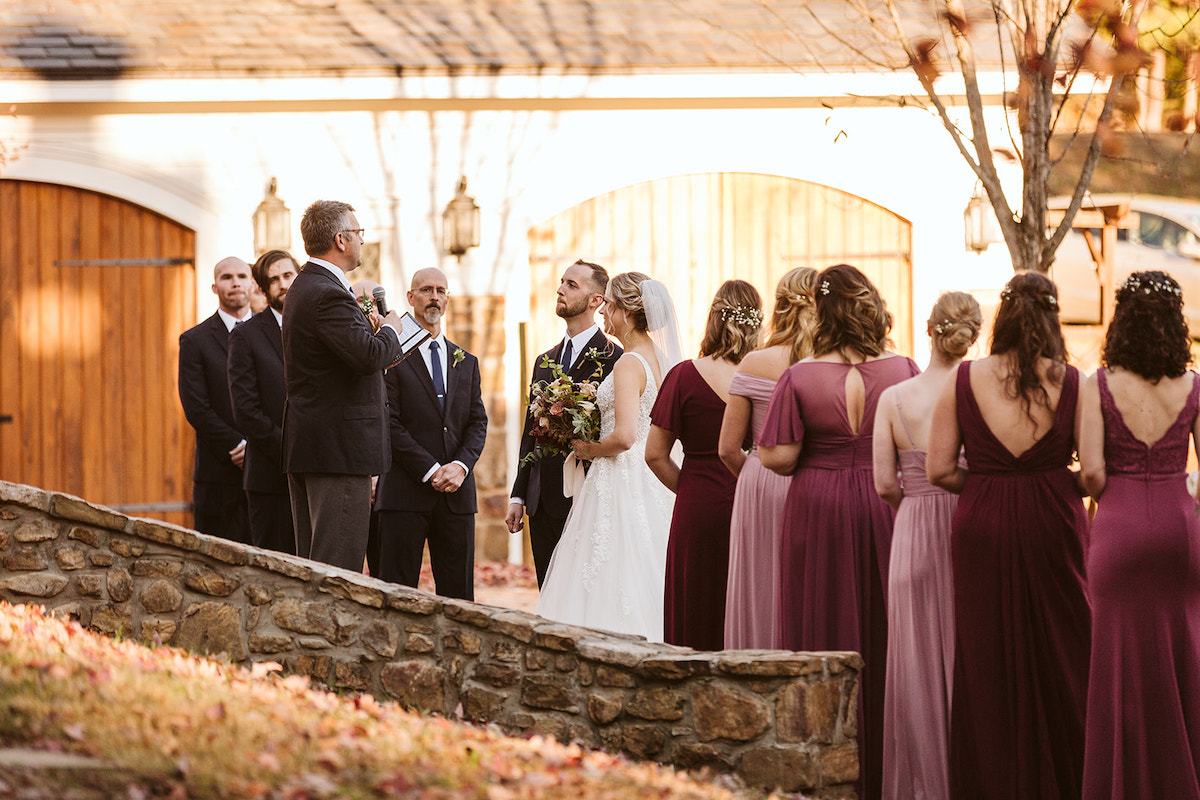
385 311 431 369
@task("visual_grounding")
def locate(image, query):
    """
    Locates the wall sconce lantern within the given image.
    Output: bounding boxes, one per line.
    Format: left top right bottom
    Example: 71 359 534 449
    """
253 177 291 256
442 176 480 261
963 183 1004 253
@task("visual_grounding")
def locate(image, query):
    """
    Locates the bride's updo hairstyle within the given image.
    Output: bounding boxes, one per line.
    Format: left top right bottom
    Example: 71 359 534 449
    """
765 267 819 363
699 279 763 364
928 291 982 361
606 271 653 332
812 263 893 358
990 270 1066 413
1102 270 1190 382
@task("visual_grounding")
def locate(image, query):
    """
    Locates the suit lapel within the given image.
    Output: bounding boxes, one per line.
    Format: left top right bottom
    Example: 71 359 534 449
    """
568 330 612 381
443 340 462 411
406 349 441 411
265 312 283 360
207 312 231 355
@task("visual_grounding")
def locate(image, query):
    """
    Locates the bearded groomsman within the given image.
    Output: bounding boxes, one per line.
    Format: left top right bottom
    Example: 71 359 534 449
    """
505 259 622 587
228 249 299 554
374 267 488 600
178 256 254 543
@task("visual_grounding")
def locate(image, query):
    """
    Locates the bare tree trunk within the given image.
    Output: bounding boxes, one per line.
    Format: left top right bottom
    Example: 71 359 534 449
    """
1146 49 1167 132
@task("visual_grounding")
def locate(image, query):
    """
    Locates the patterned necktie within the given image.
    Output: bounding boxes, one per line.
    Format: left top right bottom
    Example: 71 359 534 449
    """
562 338 573 371
429 340 445 407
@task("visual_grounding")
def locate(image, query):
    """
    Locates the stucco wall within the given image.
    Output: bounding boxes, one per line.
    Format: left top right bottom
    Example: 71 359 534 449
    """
0 480 861 796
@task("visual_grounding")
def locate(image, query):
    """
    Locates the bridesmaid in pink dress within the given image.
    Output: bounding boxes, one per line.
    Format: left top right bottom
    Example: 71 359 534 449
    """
718 267 818 650
928 272 1090 800
760 264 919 800
872 292 981 800
1078 271 1200 800
647 280 763 650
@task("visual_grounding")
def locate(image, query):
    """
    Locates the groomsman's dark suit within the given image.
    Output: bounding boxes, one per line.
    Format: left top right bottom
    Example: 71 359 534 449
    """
374 336 487 600
281 262 402 571
228 309 294 554
511 330 621 586
178 312 251 544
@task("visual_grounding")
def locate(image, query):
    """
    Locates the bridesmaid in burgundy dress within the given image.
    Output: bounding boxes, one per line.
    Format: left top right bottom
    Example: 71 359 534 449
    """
759 264 919 800
718 267 818 650
1078 270 1200 800
928 271 1090 800
646 280 762 650
872 291 981 800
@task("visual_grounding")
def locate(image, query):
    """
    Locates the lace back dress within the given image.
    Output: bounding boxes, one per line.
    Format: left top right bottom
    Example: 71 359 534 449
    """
1083 369 1200 799
535 352 676 641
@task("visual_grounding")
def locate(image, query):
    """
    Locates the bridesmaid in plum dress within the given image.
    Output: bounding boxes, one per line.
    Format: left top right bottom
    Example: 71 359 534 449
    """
1078 270 1200 800
928 271 1090 800
872 292 980 800
760 264 919 800
719 267 817 650
647 280 763 650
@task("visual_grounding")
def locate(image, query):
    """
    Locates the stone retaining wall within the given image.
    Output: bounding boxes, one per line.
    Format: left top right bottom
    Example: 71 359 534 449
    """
0 481 860 797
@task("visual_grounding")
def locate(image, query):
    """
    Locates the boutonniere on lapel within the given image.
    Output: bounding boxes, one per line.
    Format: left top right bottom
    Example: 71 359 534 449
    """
355 292 375 317
582 346 607 380
452 348 466 367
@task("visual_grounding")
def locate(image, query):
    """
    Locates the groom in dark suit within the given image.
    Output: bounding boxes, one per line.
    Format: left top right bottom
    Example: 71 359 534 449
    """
228 249 298 554
506 259 621 586
178 256 254 543
374 267 488 600
281 200 405 571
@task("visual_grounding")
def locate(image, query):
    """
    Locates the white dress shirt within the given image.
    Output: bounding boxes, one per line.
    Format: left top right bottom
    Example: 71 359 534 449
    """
416 332 469 484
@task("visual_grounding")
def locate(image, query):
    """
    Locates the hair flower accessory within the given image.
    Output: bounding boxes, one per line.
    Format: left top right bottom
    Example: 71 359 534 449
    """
933 320 952 335
820 280 831 296
452 347 465 366
721 305 764 328
1120 274 1182 297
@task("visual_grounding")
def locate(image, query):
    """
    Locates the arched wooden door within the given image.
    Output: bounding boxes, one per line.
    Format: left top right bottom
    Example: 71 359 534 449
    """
527 173 913 369
0 180 196 527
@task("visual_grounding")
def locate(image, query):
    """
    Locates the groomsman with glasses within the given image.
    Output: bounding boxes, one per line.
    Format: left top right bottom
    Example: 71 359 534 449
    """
506 259 622 587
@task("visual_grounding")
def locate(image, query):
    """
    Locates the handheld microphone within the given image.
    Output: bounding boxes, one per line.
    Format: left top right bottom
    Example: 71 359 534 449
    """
372 286 389 316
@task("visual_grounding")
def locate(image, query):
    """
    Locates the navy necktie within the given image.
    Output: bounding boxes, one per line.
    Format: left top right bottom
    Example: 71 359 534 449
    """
430 340 445 407
562 339 573 371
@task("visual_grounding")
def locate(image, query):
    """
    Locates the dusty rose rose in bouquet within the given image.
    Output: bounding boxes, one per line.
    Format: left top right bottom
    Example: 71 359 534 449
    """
521 352 604 465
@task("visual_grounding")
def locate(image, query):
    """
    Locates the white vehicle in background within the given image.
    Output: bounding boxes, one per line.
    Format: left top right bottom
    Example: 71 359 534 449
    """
1049 195 1200 333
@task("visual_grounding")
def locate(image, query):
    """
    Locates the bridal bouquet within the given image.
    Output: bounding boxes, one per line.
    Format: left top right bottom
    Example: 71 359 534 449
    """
520 351 604 465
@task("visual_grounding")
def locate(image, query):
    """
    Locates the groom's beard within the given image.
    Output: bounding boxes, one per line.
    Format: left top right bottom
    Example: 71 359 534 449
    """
556 297 589 319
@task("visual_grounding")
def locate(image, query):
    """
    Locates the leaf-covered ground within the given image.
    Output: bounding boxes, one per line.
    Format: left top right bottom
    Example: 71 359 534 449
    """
0 602 778 799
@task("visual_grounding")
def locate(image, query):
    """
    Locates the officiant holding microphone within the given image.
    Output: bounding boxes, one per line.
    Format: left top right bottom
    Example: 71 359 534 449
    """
506 259 622 587
281 200 407 571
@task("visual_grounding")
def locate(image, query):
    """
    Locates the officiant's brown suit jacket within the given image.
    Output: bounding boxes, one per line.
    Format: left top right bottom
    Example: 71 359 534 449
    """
280 262 402 477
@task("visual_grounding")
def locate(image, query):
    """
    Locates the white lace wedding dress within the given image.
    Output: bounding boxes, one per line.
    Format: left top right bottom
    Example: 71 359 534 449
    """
534 352 675 642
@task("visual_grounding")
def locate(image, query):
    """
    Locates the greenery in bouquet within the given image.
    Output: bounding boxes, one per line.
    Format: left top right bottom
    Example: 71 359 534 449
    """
521 350 605 465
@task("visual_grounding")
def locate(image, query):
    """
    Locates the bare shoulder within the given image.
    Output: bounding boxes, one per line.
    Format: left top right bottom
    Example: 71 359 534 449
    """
738 346 790 380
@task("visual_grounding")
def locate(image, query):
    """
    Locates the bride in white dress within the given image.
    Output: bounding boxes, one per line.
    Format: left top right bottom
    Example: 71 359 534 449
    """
535 272 683 642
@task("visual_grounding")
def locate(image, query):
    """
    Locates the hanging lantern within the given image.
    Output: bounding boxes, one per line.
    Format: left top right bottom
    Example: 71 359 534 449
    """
253 177 291 256
963 183 1003 253
442 176 480 261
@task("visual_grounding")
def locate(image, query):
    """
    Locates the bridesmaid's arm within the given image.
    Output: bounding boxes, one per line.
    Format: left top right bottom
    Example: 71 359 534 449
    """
927 373 967 494
759 442 801 475
1077 372 1107 499
872 387 903 510
645 425 681 492
572 355 642 460
718 394 752 478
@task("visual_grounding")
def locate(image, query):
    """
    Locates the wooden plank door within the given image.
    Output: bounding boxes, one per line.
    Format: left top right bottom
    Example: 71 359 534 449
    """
526 172 913 377
0 179 196 527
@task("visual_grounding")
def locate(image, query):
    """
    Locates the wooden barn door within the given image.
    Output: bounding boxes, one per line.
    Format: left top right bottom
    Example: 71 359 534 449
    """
0 180 196 527
527 173 913 369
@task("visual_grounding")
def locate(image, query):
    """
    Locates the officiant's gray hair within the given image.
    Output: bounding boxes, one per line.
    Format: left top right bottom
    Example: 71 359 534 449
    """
301 200 356 256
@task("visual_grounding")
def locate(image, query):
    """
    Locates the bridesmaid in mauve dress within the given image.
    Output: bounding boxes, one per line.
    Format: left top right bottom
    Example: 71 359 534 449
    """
1078 270 1200 800
647 280 762 650
719 267 818 650
928 271 1090 800
760 264 919 800
872 291 981 800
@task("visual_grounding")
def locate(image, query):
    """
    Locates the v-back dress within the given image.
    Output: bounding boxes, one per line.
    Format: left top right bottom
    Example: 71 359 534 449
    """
651 359 738 651
1082 369 1200 800
535 352 675 641
949 361 1091 800
723 372 791 650
882 397 958 800
759 355 920 800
